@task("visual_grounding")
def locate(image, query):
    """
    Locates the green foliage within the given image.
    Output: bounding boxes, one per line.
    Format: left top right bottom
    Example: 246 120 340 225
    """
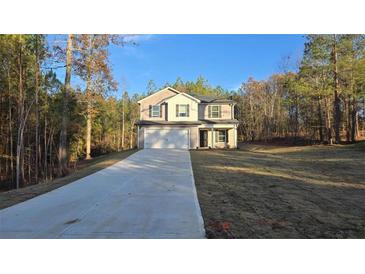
169 76 230 96
235 34 365 143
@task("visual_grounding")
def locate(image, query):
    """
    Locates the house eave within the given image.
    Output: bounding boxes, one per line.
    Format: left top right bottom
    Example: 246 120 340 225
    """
162 92 201 103
137 87 181 104
136 120 202 126
136 119 239 126
199 119 239 124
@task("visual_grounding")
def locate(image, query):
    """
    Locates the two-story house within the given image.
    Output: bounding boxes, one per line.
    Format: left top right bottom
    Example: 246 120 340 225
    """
136 87 238 149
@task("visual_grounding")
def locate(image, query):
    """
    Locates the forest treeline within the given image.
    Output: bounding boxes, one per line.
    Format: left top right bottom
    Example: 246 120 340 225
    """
0 34 141 190
235 35 365 144
0 34 364 190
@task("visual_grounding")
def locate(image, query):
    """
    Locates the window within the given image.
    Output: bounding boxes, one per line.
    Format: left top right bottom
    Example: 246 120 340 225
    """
217 130 226 142
209 105 221 118
151 105 160 117
176 104 189 117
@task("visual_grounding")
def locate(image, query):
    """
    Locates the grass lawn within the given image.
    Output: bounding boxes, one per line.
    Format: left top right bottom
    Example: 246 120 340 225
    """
190 143 365 238
0 149 137 210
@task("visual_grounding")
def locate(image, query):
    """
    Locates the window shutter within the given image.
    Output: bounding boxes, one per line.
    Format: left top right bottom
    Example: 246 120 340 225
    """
215 131 218 142
219 105 222 118
149 105 152 117
160 104 162 117
176 104 179 117
208 106 211 118
225 130 228 143
186 104 189 117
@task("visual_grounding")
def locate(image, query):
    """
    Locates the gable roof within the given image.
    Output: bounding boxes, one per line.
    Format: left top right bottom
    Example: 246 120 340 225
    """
138 86 235 104
137 87 180 104
163 92 201 103
188 93 236 104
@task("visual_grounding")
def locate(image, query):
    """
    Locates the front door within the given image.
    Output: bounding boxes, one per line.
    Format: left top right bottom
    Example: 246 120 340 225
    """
199 130 208 147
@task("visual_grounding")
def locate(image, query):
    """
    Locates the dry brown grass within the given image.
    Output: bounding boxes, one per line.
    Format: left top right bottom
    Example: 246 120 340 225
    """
190 143 365 238
0 150 137 210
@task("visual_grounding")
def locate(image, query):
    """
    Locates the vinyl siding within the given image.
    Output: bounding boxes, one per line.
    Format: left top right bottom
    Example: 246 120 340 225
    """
139 88 177 121
198 104 233 120
165 94 199 122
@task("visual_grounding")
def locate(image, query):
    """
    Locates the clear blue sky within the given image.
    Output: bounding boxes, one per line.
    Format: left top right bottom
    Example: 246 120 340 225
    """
48 34 306 96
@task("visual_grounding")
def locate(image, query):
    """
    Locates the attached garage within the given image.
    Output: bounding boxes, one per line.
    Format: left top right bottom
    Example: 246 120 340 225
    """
144 128 189 149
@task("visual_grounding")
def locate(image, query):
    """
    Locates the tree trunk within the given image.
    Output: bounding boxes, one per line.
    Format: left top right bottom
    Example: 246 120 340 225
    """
28 147 31 184
18 101 34 187
345 96 351 142
350 96 357 142
294 95 299 139
20 139 25 183
44 117 48 181
85 37 93 160
332 35 341 144
1 95 4 178
16 37 24 189
324 97 333 145
317 96 324 143
35 35 40 184
85 65 92 160
121 96 125 150
7 69 14 186
46 126 53 179
86 96 92 159
50 130 54 180
129 124 133 149
58 34 73 176
117 124 121 151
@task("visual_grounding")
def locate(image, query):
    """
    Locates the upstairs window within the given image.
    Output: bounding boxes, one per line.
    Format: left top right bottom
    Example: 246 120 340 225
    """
209 105 221 118
176 104 190 117
150 105 161 117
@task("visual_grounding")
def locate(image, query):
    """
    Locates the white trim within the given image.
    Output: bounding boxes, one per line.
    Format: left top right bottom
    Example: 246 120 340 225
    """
163 92 201 103
138 87 201 104
198 124 236 129
151 105 160 117
137 87 180 103
211 128 214 148
200 102 237 105
164 86 182 94
197 128 201 148
176 104 189 117
208 105 222 119
216 129 226 142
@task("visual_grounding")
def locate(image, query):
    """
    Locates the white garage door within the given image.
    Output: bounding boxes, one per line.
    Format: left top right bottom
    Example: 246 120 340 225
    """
144 128 189 149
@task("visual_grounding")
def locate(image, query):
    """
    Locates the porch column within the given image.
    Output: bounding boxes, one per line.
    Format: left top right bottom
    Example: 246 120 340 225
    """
211 128 214 148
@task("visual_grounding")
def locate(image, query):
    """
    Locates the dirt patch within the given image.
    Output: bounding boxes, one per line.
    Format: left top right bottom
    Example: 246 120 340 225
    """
0 150 137 210
190 144 365 238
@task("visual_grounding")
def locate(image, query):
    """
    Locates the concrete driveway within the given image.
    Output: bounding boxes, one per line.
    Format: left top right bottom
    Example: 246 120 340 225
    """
0 149 205 239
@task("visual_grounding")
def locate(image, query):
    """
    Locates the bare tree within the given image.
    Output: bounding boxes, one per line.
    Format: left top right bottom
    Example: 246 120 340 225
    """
58 34 74 175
